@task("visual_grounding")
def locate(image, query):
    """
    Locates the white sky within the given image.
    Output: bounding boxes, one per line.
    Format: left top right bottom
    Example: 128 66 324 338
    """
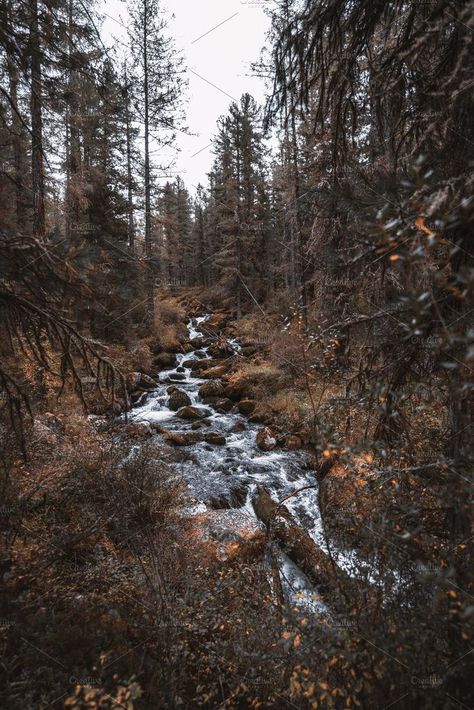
101 0 272 193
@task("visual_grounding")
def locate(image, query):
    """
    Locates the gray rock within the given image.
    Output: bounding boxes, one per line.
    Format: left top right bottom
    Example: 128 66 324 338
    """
168 389 192 411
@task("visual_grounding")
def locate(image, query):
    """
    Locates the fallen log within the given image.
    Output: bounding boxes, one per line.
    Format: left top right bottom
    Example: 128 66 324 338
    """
252 485 363 610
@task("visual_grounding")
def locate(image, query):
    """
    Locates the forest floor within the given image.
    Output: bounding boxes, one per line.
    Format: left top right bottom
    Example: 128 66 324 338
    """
1 288 470 709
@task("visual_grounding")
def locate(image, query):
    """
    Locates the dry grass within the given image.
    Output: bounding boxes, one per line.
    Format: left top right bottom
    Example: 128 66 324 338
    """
154 296 186 325
106 340 153 374
150 295 188 352
267 389 314 428
229 360 287 398
231 313 277 343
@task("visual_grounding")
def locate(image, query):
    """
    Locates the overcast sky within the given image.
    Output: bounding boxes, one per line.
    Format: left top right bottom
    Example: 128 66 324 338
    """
101 0 272 192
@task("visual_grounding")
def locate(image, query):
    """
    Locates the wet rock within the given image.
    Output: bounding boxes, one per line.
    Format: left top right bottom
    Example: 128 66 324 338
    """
201 365 229 379
256 427 277 452
205 432 226 446
214 398 234 413
223 381 246 401
202 396 219 405
194 350 207 359
168 388 192 411
130 390 147 405
208 341 234 358
191 420 208 430
199 381 225 398
203 312 229 335
127 371 158 392
153 352 176 368
208 484 247 509
177 406 212 420
229 421 246 433
181 359 195 369
161 430 203 446
176 366 185 372
190 337 204 349
168 372 187 382
238 399 256 416
191 358 226 373
181 342 194 353
141 373 159 389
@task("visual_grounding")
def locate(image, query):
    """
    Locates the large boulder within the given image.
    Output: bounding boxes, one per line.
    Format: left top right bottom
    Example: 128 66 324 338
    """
208 340 235 359
167 372 187 382
199 381 225 399
238 399 256 416
191 358 226 374
223 381 246 402
177 406 212 420
214 398 234 413
205 432 227 446
256 427 277 452
200 365 229 379
127 372 158 393
168 389 192 411
161 430 203 446
203 312 229 335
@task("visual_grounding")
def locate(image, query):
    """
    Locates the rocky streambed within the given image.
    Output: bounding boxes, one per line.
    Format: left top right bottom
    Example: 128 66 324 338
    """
130 317 319 524
125 314 341 608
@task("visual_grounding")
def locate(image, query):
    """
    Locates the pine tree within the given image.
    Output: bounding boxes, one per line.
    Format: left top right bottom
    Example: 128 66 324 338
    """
129 0 185 318
207 93 271 313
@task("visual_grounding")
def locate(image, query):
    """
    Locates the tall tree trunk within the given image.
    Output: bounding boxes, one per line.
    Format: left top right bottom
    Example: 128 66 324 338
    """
290 109 308 328
235 118 242 317
30 0 45 237
125 73 135 253
7 58 26 230
143 0 154 319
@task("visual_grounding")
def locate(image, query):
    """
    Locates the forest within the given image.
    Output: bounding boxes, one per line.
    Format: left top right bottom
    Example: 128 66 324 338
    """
0 0 473 708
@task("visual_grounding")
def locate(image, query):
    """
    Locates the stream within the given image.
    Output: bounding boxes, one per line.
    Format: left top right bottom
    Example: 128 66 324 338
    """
129 315 329 608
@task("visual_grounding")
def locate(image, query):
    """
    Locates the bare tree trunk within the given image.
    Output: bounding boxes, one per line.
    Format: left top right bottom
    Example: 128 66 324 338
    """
143 0 154 320
30 0 45 237
7 58 25 230
290 110 308 328
235 119 242 318
125 71 135 253
252 485 362 610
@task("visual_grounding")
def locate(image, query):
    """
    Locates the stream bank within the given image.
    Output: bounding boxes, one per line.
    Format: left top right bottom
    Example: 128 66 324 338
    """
126 312 335 608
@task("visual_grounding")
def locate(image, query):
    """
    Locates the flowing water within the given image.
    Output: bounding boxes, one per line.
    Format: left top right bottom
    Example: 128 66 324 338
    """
129 315 330 607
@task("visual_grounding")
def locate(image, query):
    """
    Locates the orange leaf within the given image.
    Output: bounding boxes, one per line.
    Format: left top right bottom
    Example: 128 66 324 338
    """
416 216 435 237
